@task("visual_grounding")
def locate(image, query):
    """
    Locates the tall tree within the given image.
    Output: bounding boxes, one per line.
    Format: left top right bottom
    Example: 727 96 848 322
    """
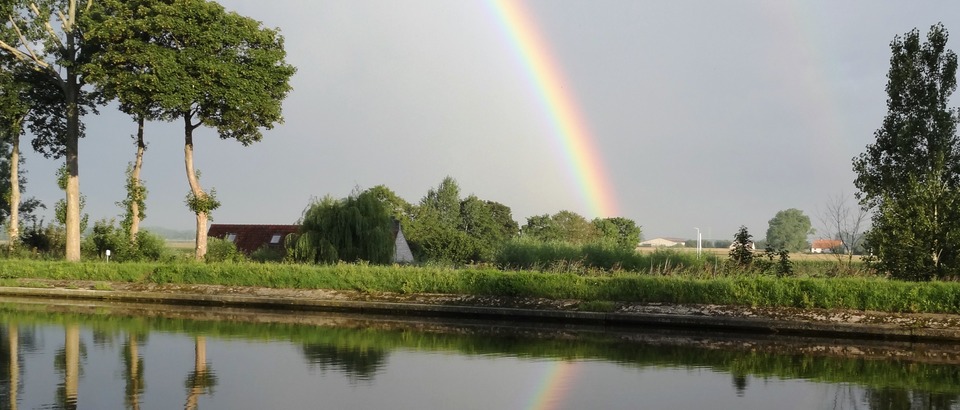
0 0 97 261
82 1 160 244
592 217 642 249
852 23 960 280
765 208 814 253
0 63 30 246
522 210 598 244
365 184 414 224
83 0 295 259
458 196 517 261
405 177 472 263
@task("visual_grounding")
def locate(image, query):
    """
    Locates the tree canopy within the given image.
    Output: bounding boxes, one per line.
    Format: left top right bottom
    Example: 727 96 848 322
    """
0 0 99 260
289 191 395 264
765 208 813 253
83 0 296 259
853 23 960 280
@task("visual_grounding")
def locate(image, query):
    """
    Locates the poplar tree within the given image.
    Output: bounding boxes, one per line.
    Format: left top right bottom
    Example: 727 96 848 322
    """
853 23 960 280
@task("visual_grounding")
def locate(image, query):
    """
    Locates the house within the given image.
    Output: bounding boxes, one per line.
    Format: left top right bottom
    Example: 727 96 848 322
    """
638 237 687 247
728 241 756 251
207 222 415 263
811 239 843 254
207 224 299 255
391 221 415 263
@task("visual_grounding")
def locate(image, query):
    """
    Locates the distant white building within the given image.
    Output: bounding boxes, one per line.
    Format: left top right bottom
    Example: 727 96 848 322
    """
811 239 842 254
639 237 687 247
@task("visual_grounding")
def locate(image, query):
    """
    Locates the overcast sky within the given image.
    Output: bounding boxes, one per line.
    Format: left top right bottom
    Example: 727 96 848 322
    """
18 1 960 241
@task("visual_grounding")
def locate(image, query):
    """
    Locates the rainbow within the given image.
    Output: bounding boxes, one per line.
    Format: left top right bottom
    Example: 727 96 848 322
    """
490 0 619 218
526 361 576 410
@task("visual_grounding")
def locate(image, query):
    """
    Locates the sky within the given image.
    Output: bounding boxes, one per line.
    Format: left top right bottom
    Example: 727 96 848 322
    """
16 0 960 242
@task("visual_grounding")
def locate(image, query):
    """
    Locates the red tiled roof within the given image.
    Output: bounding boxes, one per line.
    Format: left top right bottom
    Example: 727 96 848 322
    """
812 239 842 249
207 224 299 254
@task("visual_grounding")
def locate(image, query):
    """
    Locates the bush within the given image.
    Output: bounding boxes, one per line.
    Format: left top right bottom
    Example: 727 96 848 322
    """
206 238 245 263
250 245 285 263
19 220 66 258
83 219 128 260
130 230 170 262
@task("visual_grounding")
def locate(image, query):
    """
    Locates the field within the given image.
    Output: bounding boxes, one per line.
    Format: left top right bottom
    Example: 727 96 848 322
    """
635 246 864 262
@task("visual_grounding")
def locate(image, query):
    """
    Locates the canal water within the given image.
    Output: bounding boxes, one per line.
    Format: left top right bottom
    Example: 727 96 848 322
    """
0 297 957 409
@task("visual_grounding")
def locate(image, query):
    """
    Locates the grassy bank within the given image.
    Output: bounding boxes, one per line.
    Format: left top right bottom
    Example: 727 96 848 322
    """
0 259 957 314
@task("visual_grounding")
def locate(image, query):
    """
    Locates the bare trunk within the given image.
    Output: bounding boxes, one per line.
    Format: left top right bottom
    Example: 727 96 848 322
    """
63 24 81 262
129 117 145 244
184 116 207 260
8 125 19 250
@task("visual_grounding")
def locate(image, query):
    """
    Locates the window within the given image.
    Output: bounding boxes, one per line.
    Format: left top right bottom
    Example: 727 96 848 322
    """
225 233 237 242
270 234 282 244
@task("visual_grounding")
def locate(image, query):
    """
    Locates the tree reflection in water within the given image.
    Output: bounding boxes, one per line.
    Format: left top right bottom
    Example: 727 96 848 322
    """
122 332 146 410
300 343 388 383
54 324 83 410
862 387 960 410
0 302 959 409
184 336 217 410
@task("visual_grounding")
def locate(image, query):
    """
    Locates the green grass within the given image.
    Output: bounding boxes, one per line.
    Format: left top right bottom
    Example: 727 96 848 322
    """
0 259 957 314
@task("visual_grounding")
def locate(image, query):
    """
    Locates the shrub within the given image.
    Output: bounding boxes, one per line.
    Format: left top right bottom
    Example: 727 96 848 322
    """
250 245 285 263
130 230 170 261
83 219 128 260
206 238 245 263
20 220 66 258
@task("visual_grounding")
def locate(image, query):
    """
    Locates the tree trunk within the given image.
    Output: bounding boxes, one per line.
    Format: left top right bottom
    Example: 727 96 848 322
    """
184 116 207 260
129 116 145 244
63 22 81 262
8 124 19 250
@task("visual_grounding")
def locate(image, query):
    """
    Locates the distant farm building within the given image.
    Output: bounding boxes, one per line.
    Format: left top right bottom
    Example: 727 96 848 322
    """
207 222 415 263
207 224 298 255
639 237 687 247
811 239 843 254
728 241 756 251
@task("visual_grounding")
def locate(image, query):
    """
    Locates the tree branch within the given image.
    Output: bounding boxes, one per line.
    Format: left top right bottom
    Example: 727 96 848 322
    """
0 38 28 62
29 3 65 50
6 15 49 70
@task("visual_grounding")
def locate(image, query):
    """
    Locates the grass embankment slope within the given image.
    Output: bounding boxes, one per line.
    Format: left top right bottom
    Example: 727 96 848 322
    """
0 259 958 314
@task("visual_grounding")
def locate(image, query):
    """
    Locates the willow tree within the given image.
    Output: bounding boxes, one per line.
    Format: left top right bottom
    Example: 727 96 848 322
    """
289 191 395 264
0 0 96 261
82 0 294 259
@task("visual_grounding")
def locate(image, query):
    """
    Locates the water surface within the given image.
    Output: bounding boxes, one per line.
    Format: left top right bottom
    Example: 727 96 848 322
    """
0 297 957 409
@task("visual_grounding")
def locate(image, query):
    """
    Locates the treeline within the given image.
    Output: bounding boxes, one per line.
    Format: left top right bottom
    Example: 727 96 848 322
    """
283 177 643 266
0 0 295 261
